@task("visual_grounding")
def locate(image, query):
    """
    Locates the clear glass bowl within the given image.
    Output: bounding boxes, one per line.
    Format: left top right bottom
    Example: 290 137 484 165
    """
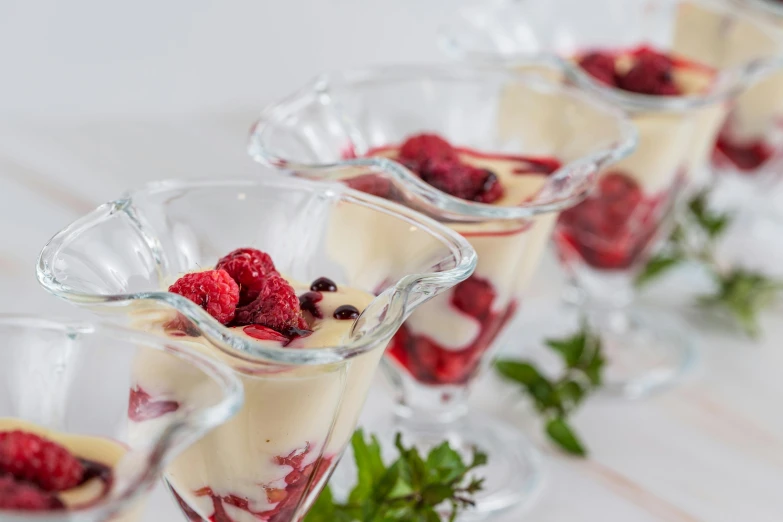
708 0 783 277
248 62 636 517
440 0 783 398
0 315 243 522
712 0 783 183
36 175 475 522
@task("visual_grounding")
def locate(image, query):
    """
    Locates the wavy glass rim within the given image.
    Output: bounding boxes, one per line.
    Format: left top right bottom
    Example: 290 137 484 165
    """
36 178 477 367
248 61 638 221
0 314 244 520
438 0 783 113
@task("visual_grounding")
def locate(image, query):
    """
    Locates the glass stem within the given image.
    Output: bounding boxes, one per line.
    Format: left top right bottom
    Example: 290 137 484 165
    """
388 367 470 440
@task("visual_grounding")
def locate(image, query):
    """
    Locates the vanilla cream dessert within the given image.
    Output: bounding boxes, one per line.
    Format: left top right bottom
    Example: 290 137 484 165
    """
674 0 783 174
128 251 380 522
559 46 725 270
360 139 556 385
0 419 132 520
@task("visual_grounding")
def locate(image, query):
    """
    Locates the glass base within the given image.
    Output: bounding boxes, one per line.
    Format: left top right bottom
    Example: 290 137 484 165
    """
331 411 544 520
515 299 698 401
590 307 698 400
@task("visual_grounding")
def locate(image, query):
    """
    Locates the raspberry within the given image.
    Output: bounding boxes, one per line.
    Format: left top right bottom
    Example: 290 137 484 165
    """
451 276 496 320
234 274 308 334
618 49 680 96
0 431 84 492
216 248 278 305
0 475 63 510
242 325 289 343
420 161 504 203
168 269 239 325
128 387 180 422
474 170 504 203
399 134 457 168
716 134 773 171
557 171 656 269
578 52 618 86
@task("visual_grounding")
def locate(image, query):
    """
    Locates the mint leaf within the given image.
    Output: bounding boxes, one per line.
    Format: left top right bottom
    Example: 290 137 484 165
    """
349 429 386 504
636 253 683 287
688 191 731 239
494 360 541 386
556 380 585 410
496 322 604 456
700 269 783 338
305 485 336 522
634 188 779 337
546 417 587 456
545 335 584 367
425 442 466 483
305 431 485 522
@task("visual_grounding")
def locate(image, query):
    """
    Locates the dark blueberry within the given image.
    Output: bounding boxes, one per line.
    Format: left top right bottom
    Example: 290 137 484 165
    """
310 277 337 292
333 304 360 320
299 291 324 319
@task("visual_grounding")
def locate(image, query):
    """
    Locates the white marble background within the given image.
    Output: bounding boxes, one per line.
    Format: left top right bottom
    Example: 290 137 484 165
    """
0 0 781 520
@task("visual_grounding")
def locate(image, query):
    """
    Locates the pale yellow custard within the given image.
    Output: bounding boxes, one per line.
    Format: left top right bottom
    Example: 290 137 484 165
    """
130 273 380 522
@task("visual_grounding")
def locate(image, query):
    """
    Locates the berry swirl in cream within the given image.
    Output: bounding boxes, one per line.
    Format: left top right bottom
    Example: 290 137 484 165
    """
559 46 722 271
130 248 378 522
355 134 559 385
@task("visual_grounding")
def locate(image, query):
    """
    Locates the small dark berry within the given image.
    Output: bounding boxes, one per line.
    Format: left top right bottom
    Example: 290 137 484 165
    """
310 277 337 292
333 305 360 320
299 291 324 319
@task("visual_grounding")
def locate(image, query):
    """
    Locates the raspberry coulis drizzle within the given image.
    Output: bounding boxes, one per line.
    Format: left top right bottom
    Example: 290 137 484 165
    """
354 134 561 386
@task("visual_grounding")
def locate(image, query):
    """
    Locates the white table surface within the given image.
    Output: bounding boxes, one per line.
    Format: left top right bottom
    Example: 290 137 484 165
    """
0 1 782 520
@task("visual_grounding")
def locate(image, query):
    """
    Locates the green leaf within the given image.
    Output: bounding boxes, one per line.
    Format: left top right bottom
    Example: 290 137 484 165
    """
394 434 428 491
309 431 485 522
303 485 335 522
495 322 605 456
545 334 584 368
529 377 560 413
374 464 401 501
583 334 605 387
425 442 467 483
411 509 442 522
495 360 542 386
546 417 587 456
468 448 488 470
421 484 455 506
635 253 684 287
349 429 386 504
556 379 585 409
464 476 485 494
700 269 783 338
688 192 731 239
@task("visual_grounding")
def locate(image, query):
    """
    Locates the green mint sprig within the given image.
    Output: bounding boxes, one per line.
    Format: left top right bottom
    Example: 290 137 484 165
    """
305 430 486 522
636 190 781 337
495 322 605 456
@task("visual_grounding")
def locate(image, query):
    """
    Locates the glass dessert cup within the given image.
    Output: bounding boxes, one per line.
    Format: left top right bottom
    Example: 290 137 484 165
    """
0 315 242 522
36 175 475 522
712 0 783 182
440 0 783 398
248 63 636 516
706 0 783 276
